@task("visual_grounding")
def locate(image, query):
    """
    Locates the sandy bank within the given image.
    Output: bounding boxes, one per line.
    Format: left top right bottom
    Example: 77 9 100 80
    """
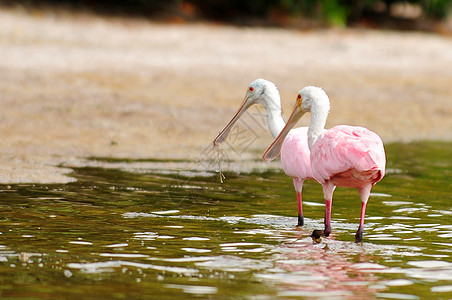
0 8 451 183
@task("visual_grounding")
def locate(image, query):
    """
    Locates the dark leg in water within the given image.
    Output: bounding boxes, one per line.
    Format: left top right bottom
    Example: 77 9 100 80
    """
293 178 305 227
311 182 335 242
356 185 371 243
297 191 304 226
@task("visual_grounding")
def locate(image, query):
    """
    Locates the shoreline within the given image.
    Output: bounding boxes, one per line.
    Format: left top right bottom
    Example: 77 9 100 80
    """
1 9 451 183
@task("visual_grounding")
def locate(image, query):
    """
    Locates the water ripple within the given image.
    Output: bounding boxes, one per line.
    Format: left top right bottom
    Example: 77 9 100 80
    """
67 261 199 275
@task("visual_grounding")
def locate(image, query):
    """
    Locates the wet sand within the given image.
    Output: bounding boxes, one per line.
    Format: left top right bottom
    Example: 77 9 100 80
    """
1 8 451 183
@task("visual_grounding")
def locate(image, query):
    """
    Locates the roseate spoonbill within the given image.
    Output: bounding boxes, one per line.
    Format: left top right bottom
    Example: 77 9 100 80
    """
213 79 316 226
263 87 386 243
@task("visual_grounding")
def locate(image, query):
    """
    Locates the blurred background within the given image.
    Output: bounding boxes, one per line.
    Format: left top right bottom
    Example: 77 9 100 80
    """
2 0 451 28
1 3 452 299
0 0 451 183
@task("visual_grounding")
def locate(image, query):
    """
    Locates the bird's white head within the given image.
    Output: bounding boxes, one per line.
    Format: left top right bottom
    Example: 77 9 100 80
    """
263 86 329 162
213 78 280 146
296 86 330 114
245 78 280 110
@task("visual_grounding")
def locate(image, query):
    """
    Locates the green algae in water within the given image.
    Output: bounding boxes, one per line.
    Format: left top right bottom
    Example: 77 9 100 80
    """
0 142 451 299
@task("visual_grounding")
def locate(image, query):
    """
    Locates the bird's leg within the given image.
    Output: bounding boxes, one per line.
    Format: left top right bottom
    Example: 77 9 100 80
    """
293 178 304 227
296 192 304 226
355 202 367 243
311 181 335 241
310 199 332 242
356 185 372 243
322 181 335 237
324 198 332 237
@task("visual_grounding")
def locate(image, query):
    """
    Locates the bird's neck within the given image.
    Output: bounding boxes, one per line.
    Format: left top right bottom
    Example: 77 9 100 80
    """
267 109 286 138
260 92 285 138
307 104 329 149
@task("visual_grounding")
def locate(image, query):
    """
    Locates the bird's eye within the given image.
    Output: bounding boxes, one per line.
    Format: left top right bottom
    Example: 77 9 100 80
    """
297 94 302 108
249 86 254 92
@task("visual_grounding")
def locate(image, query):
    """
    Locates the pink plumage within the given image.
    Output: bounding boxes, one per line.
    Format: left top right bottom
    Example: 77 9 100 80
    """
281 127 314 181
311 125 385 187
263 86 386 243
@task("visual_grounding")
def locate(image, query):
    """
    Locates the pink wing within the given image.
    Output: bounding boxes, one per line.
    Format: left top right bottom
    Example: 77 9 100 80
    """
281 127 314 180
311 125 386 184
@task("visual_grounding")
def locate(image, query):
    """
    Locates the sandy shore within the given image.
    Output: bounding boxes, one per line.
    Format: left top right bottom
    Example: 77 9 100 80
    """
0 8 451 183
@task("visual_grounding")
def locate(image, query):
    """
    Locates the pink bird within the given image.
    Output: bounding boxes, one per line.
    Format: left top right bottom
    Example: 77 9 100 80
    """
213 79 316 226
263 86 386 243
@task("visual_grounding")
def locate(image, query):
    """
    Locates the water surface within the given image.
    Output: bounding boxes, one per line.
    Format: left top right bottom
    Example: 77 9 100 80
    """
0 142 451 299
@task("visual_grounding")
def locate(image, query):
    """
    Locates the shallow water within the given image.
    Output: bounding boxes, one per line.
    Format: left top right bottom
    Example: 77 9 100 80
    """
0 142 451 299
